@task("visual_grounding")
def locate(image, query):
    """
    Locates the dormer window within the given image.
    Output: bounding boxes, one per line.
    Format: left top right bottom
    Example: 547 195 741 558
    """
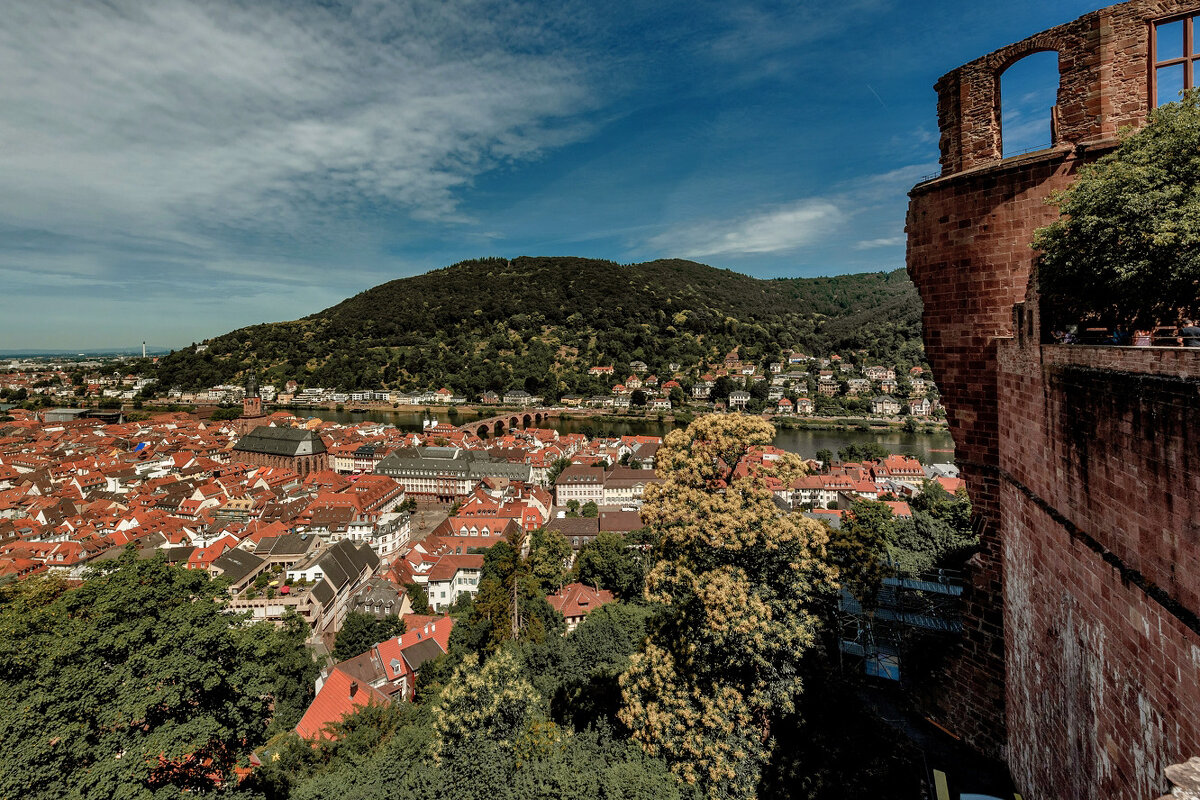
1153 15 1199 106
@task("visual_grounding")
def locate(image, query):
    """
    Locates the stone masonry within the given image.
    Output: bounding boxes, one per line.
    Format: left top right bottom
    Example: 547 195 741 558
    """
906 2 1200 797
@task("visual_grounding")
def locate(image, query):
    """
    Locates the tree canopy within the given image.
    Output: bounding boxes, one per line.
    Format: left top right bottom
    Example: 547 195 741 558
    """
332 612 406 662
1035 90 1200 329
0 552 317 799
619 415 836 798
150 258 923 397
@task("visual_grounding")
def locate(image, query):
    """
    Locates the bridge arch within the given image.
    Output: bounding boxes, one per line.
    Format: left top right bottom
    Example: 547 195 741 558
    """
493 420 505 436
534 412 542 424
476 424 490 438
522 413 532 429
509 415 520 430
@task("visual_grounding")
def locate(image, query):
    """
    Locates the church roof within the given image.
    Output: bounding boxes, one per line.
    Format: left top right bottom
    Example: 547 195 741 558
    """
233 426 327 457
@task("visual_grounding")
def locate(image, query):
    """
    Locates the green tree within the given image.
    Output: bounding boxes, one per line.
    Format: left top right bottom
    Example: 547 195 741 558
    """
467 531 565 653
210 405 242 421
0 553 312 798
573 531 645 599
1035 90 1200 329
554 601 654 729
619 415 836 799
837 442 891 463
433 649 549 762
526 528 572 595
405 582 432 615
827 500 897 606
581 500 599 518
248 609 322 735
546 457 572 487
911 480 973 535
333 612 406 662
814 448 834 469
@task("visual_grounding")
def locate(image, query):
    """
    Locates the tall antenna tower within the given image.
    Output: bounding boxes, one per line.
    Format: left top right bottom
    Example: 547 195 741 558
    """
142 341 146 358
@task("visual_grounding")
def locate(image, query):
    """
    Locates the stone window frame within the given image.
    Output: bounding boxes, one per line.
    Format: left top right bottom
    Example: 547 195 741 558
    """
1151 12 1200 106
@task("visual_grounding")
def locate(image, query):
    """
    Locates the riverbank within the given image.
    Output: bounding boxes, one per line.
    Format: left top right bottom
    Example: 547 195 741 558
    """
556 410 947 436
139 398 947 437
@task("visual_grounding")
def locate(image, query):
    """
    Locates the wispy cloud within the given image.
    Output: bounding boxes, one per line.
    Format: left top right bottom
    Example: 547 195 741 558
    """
648 200 844 258
0 0 594 258
646 164 932 259
853 236 905 250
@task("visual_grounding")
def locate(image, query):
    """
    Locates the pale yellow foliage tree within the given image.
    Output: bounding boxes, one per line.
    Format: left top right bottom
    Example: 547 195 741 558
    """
432 649 550 762
619 414 837 799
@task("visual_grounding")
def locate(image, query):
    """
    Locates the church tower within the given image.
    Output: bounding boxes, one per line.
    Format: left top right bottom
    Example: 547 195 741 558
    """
242 371 263 419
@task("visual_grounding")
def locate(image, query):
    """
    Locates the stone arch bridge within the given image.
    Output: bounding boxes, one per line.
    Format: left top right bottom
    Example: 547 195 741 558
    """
457 408 563 438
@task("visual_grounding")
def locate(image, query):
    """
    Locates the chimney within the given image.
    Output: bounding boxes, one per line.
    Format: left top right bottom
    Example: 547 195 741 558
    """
349 681 358 697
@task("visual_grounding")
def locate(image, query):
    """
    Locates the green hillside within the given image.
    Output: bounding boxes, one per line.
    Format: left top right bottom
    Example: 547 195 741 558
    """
152 257 923 398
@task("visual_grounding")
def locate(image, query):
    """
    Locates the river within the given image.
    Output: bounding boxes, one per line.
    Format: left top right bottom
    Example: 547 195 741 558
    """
304 409 957 464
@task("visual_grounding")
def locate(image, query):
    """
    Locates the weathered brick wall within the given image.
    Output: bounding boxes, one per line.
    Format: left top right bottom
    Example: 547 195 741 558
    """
997 332 1200 799
906 150 1087 755
906 0 1200 786
936 0 1200 174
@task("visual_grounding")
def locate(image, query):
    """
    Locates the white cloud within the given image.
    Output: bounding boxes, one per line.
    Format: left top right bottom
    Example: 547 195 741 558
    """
0 0 594 252
645 164 933 259
648 200 844 258
853 236 905 250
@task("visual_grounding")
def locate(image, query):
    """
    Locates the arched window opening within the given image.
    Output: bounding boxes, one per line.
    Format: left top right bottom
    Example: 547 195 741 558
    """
1000 51 1060 157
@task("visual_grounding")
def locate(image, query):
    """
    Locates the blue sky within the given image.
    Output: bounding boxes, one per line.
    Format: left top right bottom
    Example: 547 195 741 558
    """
0 0 1097 349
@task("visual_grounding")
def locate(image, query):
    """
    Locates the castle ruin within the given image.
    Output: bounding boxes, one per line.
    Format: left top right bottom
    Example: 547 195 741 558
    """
906 2 1200 797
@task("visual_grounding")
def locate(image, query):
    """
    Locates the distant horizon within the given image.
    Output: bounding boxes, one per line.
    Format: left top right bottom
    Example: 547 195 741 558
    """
1 0 1095 349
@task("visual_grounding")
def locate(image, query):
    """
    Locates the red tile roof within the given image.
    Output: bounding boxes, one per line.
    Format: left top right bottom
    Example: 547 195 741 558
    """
546 582 614 620
294 667 390 740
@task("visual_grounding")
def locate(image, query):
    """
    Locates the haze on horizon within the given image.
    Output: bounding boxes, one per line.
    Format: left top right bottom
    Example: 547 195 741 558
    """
1 0 1099 350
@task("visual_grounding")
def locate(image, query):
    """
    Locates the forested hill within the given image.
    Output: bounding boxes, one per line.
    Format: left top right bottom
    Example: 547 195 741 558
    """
153 257 924 397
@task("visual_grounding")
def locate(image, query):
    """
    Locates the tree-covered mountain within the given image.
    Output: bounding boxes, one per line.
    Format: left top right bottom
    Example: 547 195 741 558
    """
153 257 924 398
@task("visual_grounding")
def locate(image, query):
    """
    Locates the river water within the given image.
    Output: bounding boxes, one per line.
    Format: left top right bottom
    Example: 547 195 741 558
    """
306 409 957 464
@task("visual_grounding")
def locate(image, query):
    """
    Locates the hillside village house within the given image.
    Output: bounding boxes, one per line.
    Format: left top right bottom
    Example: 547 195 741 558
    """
295 616 454 739
554 466 605 505
374 447 531 502
424 554 483 611
553 465 662 508
547 583 615 633
871 395 901 416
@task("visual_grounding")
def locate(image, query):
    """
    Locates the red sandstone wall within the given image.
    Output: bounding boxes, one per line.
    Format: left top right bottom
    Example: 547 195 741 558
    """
997 335 1200 799
937 0 1200 174
905 150 1088 754
906 0 1200 785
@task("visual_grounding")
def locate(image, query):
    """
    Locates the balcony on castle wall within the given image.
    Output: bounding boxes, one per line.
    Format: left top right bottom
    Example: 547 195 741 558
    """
1038 342 1200 381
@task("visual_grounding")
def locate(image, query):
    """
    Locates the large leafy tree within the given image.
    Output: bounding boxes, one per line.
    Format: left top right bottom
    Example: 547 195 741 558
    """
826 499 897 606
573 530 646 599
1035 90 1200 328
619 415 836 799
0 552 316 799
333 612 406 662
463 530 565 652
525 528 572 595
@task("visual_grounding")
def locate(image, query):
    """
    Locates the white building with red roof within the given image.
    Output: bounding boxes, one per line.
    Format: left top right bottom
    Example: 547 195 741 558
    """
547 582 615 633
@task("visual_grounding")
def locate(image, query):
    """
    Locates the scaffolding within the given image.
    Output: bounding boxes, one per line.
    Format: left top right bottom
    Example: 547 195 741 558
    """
836 567 964 682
